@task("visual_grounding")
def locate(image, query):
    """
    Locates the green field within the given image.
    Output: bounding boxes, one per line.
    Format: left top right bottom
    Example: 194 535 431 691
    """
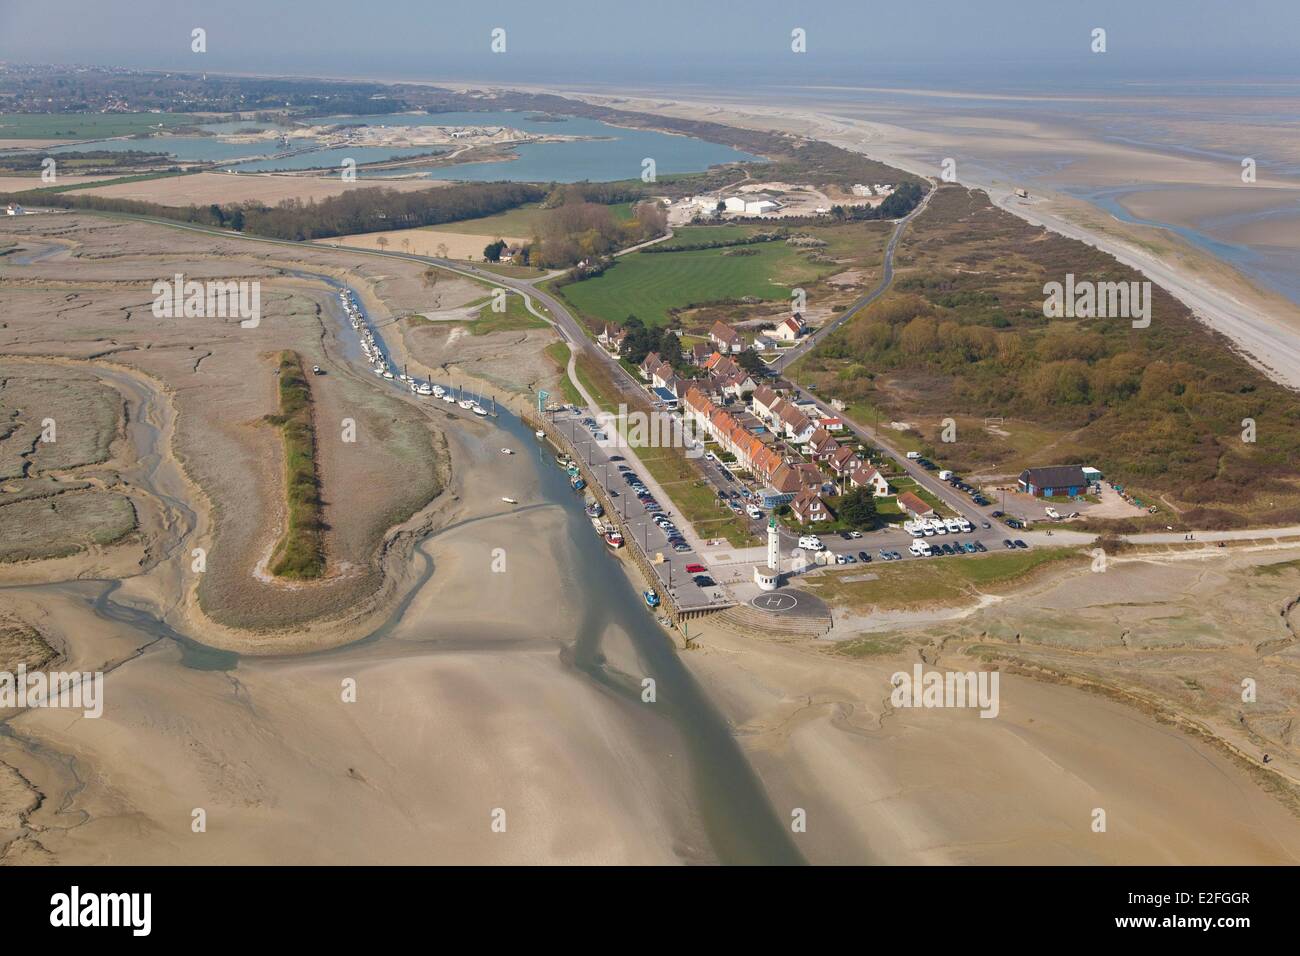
424 201 635 239
820 547 1083 614
464 292 550 336
0 112 198 140
655 224 770 249
559 242 831 327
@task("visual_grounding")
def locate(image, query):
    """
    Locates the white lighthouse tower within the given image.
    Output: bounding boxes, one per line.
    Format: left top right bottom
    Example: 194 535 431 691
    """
753 514 782 591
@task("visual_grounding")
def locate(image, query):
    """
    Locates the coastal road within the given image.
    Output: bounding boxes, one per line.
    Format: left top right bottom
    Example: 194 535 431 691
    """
770 182 936 374
86 200 1007 561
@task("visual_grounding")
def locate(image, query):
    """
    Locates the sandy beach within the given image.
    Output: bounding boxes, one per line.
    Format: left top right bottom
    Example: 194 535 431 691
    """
553 86 1300 390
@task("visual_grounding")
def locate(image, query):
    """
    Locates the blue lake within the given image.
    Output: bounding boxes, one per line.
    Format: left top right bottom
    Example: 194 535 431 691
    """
52 111 760 182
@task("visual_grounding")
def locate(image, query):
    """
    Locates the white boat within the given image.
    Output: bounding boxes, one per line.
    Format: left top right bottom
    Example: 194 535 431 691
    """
501 448 513 455
432 385 445 397
382 370 394 379
472 404 489 417
535 429 545 439
458 399 474 410
441 393 456 404
417 383 434 396
501 497 518 504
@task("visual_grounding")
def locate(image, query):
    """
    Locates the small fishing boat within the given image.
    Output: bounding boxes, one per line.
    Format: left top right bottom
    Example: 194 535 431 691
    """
643 589 660 609
458 399 474 410
604 528 624 550
535 429 545 439
501 497 518 504
471 404 489 417
570 476 586 491
501 448 514 455
591 516 605 533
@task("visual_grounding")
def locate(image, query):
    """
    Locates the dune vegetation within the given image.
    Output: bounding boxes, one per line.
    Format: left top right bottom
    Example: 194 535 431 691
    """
266 351 325 579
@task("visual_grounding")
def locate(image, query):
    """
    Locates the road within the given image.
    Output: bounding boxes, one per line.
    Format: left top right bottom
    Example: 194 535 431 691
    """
87 201 1032 575
771 183 936 374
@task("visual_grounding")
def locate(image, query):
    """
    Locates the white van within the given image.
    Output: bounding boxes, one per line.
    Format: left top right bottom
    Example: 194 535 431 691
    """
909 539 933 557
929 519 947 535
798 535 825 551
938 470 954 481
921 522 936 536
957 518 973 533
904 521 923 538
906 451 921 460
944 517 962 534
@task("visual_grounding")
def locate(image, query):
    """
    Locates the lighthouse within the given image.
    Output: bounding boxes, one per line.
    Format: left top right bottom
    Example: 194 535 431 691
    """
753 514 782 591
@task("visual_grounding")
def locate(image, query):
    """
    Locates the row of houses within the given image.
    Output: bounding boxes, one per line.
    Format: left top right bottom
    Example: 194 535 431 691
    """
636 348 758 406
683 384 889 523
708 317 806 354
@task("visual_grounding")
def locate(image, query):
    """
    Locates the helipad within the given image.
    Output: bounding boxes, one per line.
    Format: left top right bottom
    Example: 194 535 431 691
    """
750 592 799 613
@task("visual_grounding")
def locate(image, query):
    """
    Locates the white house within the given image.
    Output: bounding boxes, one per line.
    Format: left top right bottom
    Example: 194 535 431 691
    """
770 315 807 342
850 465 890 497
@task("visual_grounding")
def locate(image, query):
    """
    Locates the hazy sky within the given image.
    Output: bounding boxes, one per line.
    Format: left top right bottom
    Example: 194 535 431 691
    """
2 0 1298 88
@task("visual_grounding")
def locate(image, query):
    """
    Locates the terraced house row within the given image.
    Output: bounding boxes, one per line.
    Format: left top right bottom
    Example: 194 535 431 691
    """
684 385 891 510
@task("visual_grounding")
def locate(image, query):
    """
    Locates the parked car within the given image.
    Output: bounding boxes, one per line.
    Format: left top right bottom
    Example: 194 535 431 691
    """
685 563 707 574
974 541 987 552
1014 539 1028 549
858 551 871 562
692 575 716 587
1003 539 1016 550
